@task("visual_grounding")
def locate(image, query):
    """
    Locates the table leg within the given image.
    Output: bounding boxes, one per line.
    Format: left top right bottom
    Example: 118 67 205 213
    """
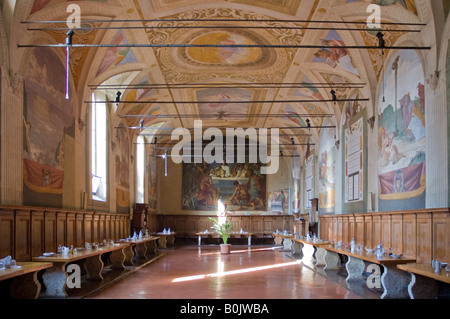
84 255 104 280
158 236 168 249
324 250 340 270
110 248 126 270
292 241 304 258
42 263 68 297
407 273 438 299
198 236 202 246
123 245 134 266
345 256 365 282
135 243 148 260
148 240 158 254
283 238 293 251
167 235 175 246
274 236 283 246
248 236 251 246
10 271 41 299
381 264 410 299
315 247 327 267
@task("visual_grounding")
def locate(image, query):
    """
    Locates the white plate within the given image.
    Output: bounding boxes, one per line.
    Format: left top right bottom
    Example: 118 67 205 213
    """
390 254 402 258
43 253 56 257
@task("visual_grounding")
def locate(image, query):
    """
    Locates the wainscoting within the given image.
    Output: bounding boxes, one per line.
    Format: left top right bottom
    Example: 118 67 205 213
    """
156 214 294 239
0 205 130 262
319 208 450 264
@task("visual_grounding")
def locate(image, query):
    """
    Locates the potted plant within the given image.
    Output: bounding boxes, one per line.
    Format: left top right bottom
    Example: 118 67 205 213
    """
209 217 233 254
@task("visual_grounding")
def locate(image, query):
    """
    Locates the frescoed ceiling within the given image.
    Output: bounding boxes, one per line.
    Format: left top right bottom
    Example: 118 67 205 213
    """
22 0 424 155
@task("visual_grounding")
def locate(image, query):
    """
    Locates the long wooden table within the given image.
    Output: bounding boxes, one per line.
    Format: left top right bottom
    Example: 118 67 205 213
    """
33 243 128 297
291 238 330 261
319 245 416 299
120 237 159 265
0 262 53 299
196 232 253 246
397 263 450 299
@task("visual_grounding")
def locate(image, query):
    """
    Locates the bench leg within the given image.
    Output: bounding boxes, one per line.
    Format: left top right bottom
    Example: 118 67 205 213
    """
345 256 365 282
407 273 438 299
42 263 69 297
315 247 327 267
381 264 410 299
324 250 340 270
302 244 315 262
292 241 304 258
167 235 175 246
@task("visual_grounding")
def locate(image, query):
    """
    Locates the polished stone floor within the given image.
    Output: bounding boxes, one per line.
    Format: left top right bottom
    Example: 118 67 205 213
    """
85 245 380 299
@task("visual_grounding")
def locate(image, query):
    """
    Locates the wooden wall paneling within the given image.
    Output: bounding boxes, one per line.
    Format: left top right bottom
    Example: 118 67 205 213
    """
110 215 117 241
432 212 449 262
75 213 84 247
84 213 93 243
230 216 241 232
14 210 31 261
30 210 45 258
337 216 343 243
92 214 100 242
66 213 76 247
118 215 125 239
104 215 111 240
355 216 365 246
364 215 373 250
372 215 381 249
252 216 264 236
44 211 57 253
381 214 391 250
348 215 355 244
56 211 67 247
284 216 294 232
241 216 251 232
391 214 403 255
185 216 198 237
98 214 105 241
174 216 186 238
416 213 432 263
147 213 157 234
403 213 416 258
0 211 14 258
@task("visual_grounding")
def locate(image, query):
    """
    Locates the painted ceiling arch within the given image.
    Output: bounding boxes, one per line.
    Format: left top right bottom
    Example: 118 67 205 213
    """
16 0 427 156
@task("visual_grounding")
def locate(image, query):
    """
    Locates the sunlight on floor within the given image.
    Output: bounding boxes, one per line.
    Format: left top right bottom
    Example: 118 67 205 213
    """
172 260 301 283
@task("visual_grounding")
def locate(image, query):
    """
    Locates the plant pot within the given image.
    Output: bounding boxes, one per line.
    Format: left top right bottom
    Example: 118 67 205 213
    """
220 244 231 254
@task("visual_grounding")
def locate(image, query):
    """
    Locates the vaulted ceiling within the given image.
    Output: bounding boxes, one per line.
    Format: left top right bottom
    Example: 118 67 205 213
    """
20 0 425 155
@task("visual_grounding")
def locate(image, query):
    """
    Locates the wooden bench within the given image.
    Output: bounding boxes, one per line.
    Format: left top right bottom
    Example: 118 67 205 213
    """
119 236 159 265
0 262 53 299
155 232 176 249
397 263 450 299
33 243 128 297
320 245 416 299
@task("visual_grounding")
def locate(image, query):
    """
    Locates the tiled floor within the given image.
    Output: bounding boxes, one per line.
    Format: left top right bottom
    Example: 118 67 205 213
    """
84 245 379 299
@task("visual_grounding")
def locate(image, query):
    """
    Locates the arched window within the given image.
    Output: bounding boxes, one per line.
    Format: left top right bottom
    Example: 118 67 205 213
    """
91 92 108 202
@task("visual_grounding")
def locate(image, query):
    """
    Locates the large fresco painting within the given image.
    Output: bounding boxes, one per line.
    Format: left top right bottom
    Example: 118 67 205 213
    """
318 121 336 212
378 50 426 211
23 47 75 206
182 161 266 212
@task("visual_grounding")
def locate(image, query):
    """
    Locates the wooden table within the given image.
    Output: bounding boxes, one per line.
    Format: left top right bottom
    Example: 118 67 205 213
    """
321 245 416 299
273 233 294 250
120 237 159 265
397 263 450 299
196 232 218 246
33 243 128 297
0 262 53 299
155 232 176 249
